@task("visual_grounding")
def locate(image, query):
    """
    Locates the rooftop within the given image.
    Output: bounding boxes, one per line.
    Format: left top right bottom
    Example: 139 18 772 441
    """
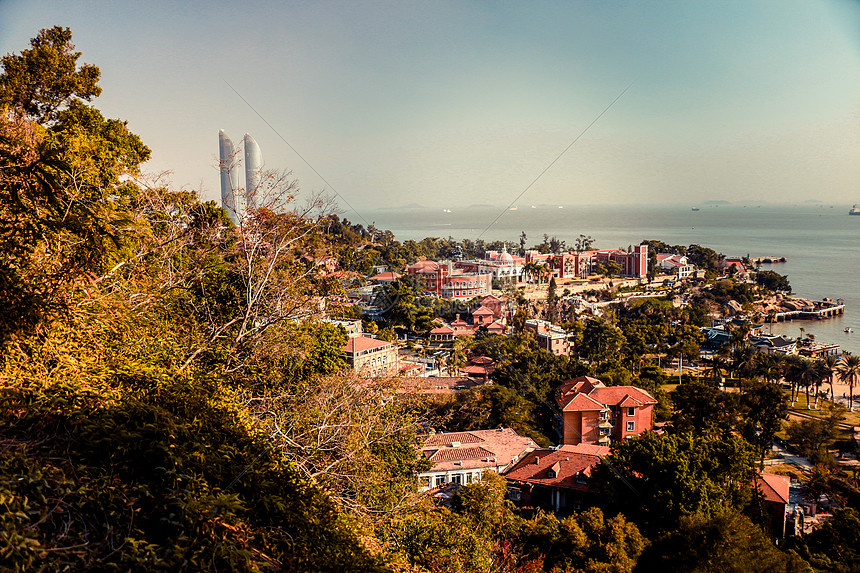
421 428 537 473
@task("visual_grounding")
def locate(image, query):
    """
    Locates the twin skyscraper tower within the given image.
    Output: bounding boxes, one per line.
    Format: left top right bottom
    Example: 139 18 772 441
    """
218 130 263 224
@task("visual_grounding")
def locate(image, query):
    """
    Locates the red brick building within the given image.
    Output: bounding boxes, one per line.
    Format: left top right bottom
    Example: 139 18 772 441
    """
556 376 656 446
505 443 610 513
406 260 493 300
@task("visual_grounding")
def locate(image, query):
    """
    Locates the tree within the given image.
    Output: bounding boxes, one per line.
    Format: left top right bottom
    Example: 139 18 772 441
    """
0 26 101 124
755 270 791 293
785 507 860 572
738 380 789 466
574 234 594 254
581 317 626 366
838 355 860 412
817 355 840 403
546 276 559 322
635 511 810 573
0 27 150 342
598 431 755 532
785 403 845 465
671 378 737 435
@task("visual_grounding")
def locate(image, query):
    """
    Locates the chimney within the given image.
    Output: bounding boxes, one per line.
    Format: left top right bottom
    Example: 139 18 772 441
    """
534 456 540 464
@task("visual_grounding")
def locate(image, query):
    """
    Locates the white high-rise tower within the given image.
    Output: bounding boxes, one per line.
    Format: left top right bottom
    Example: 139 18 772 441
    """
218 130 241 224
243 133 262 211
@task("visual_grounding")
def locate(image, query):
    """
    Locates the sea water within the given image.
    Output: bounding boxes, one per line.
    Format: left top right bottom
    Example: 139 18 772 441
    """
357 203 860 355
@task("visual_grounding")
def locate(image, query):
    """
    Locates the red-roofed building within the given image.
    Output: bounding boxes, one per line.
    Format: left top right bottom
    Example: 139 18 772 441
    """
418 428 537 490
723 258 747 274
369 270 401 284
462 356 494 381
753 472 791 538
407 260 492 300
429 325 455 342
504 444 610 513
480 295 510 322
556 376 656 446
342 335 398 377
472 305 495 326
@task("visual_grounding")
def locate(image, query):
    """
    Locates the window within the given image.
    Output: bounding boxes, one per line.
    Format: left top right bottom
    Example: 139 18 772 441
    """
451 474 462 484
626 421 635 432
435 476 445 487
509 488 521 501
627 407 635 417
547 470 556 479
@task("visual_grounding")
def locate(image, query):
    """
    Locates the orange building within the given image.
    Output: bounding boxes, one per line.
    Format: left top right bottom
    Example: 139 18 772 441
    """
556 376 656 446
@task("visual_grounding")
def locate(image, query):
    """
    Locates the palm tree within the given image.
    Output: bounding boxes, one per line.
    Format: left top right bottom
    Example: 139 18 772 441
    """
731 345 758 394
705 355 727 384
796 358 819 409
838 355 860 412
817 355 840 403
784 354 806 405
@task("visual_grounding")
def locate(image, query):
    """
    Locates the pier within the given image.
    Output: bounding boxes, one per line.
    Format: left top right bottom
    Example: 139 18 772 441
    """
769 298 845 322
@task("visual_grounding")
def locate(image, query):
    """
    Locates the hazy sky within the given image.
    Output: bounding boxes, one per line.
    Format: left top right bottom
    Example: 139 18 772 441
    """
2 1 859 212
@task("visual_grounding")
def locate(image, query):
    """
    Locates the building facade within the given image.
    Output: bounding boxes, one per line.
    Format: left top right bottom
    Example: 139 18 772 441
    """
342 335 398 377
556 376 656 446
505 443 610 513
406 260 493 300
418 428 537 490
218 130 241 224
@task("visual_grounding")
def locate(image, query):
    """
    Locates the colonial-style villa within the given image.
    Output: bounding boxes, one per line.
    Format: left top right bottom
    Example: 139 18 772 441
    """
556 376 656 446
417 428 537 490
342 335 398 377
505 443 610 513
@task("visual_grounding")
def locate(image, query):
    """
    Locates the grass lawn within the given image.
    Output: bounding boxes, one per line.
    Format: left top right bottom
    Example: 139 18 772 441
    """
784 389 860 427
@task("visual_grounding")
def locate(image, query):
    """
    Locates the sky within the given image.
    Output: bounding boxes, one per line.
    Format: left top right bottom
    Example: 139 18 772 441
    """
1 0 859 213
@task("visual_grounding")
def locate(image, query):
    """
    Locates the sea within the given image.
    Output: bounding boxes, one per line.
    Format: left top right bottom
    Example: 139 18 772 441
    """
359 203 860 356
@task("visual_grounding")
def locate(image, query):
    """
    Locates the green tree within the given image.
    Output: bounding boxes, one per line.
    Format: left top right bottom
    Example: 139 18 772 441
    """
739 380 789 466
598 431 755 532
546 276 559 322
671 378 737 436
838 355 860 412
635 511 810 573
785 403 845 465
0 26 101 124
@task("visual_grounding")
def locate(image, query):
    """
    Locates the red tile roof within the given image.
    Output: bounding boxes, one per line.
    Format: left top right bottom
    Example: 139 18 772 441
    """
504 444 606 490
756 473 790 504
342 336 392 354
590 386 656 407
472 305 494 316
421 428 537 472
430 326 454 334
369 271 401 281
557 376 655 411
561 393 605 411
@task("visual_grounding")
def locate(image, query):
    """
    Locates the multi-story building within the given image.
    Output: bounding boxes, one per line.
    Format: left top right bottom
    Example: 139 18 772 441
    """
406 260 492 300
524 319 573 356
417 428 537 490
656 254 695 278
525 244 649 280
505 443 609 513
342 335 398 377
455 245 524 284
556 376 656 446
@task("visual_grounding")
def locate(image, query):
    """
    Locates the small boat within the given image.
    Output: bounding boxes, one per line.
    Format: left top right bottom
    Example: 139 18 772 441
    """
691 207 700 211
846 328 854 333
850 204 860 215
